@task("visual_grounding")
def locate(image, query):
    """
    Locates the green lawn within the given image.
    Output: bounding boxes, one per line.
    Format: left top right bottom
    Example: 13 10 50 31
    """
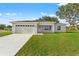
0 31 12 37
16 32 79 56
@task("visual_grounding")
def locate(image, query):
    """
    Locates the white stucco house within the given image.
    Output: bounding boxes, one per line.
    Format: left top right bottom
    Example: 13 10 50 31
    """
11 20 66 35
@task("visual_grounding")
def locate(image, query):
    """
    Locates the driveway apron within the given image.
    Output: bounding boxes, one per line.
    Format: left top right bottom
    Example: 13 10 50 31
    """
0 34 33 56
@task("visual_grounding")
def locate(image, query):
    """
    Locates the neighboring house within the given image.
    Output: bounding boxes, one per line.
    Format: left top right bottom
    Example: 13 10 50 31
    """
11 20 66 35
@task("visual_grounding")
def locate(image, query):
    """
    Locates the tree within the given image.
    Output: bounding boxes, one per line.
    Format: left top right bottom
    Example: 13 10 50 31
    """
6 25 12 31
36 16 58 22
56 3 79 31
7 25 12 28
0 24 6 30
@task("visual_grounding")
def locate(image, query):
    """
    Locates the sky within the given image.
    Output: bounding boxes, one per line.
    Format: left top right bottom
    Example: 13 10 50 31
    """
0 3 66 25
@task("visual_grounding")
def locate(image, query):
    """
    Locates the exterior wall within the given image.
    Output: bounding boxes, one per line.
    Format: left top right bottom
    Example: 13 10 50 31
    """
34 24 38 34
37 22 55 32
12 24 16 33
51 23 55 32
12 21 66 34
54 23 66 32
37 25 52 33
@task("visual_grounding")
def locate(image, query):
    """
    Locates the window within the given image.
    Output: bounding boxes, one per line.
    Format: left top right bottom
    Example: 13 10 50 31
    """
57 26 61 30
20 25 22 27
44 26 51 30
16 25 20 27
23 25 25 27
16 25 18 27
16 25 34 27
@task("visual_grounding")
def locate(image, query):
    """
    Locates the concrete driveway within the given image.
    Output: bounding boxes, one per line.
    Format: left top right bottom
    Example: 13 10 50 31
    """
0 34 33 56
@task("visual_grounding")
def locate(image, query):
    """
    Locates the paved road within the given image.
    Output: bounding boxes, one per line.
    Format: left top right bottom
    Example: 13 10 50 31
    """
0 34 33 56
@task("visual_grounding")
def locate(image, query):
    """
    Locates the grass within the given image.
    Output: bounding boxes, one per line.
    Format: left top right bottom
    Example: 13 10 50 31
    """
0 31 12 37
16 32 79 56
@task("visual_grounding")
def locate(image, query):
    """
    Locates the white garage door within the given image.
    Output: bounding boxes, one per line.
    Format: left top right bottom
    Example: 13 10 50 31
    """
15 25 35 34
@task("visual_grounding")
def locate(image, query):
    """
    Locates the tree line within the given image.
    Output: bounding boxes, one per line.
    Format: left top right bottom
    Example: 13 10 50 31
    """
0 24 12 31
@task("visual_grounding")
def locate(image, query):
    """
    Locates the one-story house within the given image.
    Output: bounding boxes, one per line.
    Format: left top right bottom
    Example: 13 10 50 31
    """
11 20 66 35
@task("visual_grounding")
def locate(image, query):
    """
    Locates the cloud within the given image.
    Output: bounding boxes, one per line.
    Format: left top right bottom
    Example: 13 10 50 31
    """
48 14 57 17
40 12 47 16
0 13 2 16
57 3 68 6
0 18 11 25
5 13 11 16
5 13 17 16
12 13 17 16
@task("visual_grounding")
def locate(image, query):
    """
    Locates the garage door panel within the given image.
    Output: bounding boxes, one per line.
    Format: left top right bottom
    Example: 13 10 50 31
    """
15 27 35 34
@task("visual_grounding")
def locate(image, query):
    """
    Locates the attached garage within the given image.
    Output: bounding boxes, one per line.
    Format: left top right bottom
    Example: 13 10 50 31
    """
14 25 36 34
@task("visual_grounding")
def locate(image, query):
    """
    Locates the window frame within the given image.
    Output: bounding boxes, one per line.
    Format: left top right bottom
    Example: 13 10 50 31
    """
57 26 61 30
